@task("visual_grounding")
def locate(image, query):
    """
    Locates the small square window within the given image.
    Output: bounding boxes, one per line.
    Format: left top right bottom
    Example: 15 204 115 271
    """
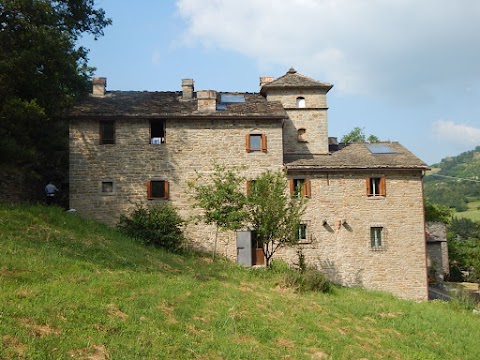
246 134 267 153
99 121 115 144
371 227 383 248
297 223 307 241
147 180 169 200
290 178 311 197
367 177 386 197
102 181 114 193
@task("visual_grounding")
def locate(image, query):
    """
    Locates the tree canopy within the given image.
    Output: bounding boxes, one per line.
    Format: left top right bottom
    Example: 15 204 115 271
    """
189 168 306 266
340 127 380 143
0 0 111 168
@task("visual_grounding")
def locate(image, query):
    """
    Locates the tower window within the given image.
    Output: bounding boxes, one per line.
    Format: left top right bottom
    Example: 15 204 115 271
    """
296 97 305 108
298 128 307 142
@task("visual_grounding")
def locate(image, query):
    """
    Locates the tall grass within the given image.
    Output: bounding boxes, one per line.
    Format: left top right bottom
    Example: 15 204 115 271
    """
1 203 479 359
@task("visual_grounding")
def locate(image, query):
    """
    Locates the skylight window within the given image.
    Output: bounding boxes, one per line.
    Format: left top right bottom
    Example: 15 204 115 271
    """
220 94 245 103
367 144 397 154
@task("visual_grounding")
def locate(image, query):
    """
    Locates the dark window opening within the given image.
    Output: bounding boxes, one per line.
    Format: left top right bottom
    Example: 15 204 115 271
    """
297 223 307 241
150 120 165 144
102 181 113 193
100 121 115 144
147 180 169 200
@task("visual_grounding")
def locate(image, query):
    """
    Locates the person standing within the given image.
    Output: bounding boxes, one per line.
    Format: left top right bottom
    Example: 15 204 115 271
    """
45 181 58 205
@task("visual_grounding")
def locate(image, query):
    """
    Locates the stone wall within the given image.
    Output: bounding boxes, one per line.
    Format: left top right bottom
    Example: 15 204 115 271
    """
265 89 329 154
276 170 428 301
69 117 284 226
426 222 449 280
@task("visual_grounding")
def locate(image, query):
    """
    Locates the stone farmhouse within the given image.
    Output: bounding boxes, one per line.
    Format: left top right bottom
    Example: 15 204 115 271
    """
69 68 429 300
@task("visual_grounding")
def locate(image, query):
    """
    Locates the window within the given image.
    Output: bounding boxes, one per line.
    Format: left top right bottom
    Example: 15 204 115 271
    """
101 181 114 193
99 121 115 144
150 120 165 144
367 177 386 197
289 178 311 197
370 227 383 248
297 128 307 142
296 223 307 241
296 97 305 108
246 134 267 153
246 180 257 196
147 180 169 200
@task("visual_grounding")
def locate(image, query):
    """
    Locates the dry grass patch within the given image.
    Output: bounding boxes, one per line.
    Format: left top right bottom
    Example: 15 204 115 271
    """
105 304 128 320
69 345 110 360
2 335 27 358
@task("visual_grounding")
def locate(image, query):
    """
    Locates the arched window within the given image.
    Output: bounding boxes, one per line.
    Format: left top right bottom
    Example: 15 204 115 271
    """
298 128 306 142
296 97 305 108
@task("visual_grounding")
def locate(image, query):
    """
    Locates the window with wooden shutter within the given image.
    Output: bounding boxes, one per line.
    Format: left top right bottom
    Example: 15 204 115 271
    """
246 180 257 196
367 177 386 197
290 178 311 198
147 180 169 200
246 134 267 153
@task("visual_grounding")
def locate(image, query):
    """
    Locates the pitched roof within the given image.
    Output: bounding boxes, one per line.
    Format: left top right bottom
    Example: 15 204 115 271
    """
285 142 429 171
260 68 333 94
68 91 287 119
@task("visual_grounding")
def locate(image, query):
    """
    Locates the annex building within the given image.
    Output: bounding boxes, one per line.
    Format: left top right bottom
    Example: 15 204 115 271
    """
69 68 429 300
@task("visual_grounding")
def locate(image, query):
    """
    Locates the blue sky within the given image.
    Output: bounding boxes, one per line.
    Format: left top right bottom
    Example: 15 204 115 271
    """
82 0 480 165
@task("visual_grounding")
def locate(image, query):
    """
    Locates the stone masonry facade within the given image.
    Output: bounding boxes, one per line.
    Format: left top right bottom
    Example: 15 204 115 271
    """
69 69 430 300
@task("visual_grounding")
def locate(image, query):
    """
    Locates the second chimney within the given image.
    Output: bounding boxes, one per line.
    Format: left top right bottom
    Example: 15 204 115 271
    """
197 90 217 112
92 77 107 97
259 76 274 88
181 78 194 100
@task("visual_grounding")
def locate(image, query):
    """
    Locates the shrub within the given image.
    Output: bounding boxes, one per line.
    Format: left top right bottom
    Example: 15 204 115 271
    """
118 204 185 252
284 267 333 293
269 259 291 273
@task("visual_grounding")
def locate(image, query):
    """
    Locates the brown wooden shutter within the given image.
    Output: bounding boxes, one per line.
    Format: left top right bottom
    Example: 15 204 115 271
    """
379 177 386 196
246 180 252 196
246 134 251 153
304 179 311 198
164 181 170 200
289 179 295 196
366 177 371 196
261 134 267 152
147 180 152 199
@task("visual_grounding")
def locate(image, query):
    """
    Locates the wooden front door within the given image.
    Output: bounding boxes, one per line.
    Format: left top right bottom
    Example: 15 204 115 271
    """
251 231 265 266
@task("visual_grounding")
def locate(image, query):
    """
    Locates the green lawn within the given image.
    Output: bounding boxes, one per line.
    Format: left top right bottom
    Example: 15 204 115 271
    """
456 200 480 221
1 203 480 359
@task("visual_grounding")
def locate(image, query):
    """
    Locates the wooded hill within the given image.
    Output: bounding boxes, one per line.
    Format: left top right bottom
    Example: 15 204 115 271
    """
424 146 480 218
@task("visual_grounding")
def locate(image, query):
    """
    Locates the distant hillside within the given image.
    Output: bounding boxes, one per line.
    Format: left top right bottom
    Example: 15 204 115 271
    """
425 146 480 218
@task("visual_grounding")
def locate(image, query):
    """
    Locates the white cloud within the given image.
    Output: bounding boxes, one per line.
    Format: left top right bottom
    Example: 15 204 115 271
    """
175 0 480 100
433 120 480 145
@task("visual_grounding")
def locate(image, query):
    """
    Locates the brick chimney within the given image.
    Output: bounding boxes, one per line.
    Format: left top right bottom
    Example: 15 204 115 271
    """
259 76 273 88
197 90 217 111
92 77 107 97
181 79 194 101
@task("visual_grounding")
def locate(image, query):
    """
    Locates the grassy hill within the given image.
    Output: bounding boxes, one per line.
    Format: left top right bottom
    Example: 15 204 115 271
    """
1 204 480 359
425 146 480 220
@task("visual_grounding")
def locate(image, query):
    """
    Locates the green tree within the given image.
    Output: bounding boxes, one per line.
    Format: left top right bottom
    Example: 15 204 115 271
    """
188 166 249 259
189 168 306 266
341 127 380 143
0 0 111 168
424 202 453 224
247 171 306 266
